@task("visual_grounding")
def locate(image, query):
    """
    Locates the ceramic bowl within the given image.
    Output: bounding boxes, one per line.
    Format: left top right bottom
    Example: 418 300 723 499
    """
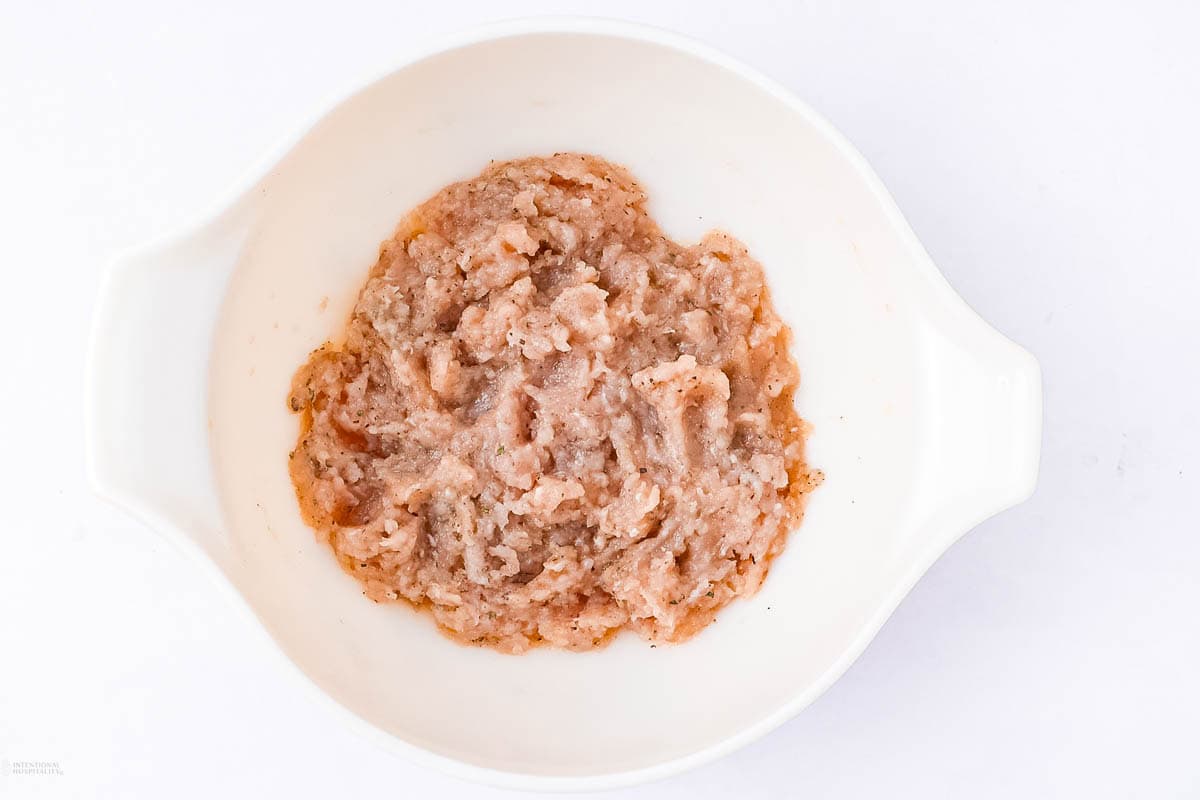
86 18 1041 791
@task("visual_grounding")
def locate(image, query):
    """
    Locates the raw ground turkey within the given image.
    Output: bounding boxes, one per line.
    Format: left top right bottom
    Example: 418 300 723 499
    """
289 153 820 653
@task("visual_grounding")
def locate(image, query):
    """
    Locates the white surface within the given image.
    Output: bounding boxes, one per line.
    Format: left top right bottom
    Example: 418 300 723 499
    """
89 20 1041 787
1 0 1197 797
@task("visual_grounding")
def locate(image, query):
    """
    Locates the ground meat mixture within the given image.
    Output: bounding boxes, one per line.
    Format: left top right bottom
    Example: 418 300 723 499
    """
288 154 820 653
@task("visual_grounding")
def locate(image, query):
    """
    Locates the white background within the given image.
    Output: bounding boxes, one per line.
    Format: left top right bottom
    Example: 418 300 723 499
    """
2 1 1198 797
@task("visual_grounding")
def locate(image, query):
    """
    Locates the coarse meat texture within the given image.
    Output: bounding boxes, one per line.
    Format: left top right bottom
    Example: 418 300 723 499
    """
288 153 820 653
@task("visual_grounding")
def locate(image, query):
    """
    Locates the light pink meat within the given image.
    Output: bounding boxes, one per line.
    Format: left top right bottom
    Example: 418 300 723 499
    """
288 154 820 653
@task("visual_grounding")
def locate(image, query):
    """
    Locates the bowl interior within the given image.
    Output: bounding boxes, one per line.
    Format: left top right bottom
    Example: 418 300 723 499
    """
209 29 935 777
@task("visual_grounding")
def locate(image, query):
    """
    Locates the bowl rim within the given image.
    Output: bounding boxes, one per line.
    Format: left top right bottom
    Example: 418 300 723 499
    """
87 14 1040 792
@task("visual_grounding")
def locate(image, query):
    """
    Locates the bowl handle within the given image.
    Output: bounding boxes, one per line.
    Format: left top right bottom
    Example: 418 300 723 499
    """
85 211 250 569
917 321 1043 543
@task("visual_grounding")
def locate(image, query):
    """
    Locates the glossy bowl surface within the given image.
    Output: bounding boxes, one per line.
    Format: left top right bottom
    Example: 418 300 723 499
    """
86 18 1041 791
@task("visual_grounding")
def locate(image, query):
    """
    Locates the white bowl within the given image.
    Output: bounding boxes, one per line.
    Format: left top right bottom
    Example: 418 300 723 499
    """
85 18 1041 791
